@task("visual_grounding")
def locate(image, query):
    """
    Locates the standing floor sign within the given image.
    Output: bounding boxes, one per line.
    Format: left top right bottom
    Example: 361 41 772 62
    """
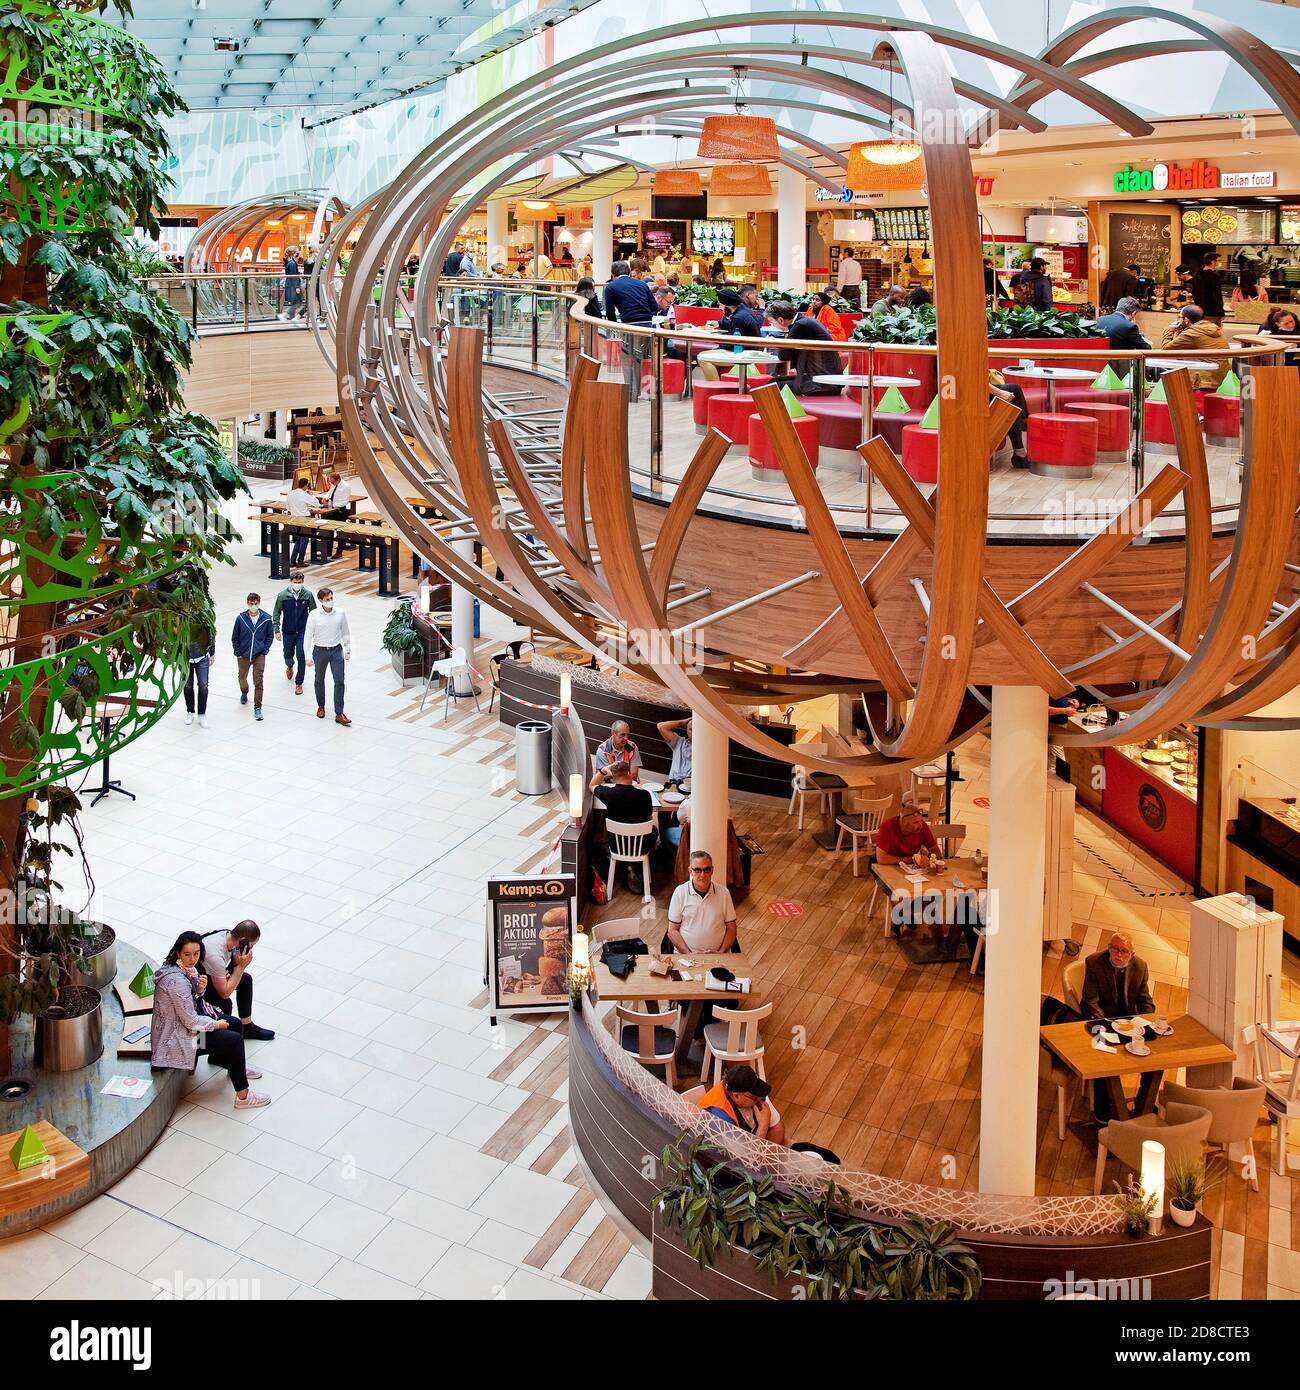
486 874 576 1023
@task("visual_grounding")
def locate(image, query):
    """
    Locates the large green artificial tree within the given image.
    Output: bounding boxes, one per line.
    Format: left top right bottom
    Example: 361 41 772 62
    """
0 0 242 1071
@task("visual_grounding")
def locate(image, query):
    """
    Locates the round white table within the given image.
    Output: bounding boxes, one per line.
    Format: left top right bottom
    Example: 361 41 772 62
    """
812 372 920 445
698 349 779 393
1002 364 1098 414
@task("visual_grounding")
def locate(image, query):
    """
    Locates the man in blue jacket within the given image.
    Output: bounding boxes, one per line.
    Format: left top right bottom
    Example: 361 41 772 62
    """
272 572 316 696
231 592 275 721
1095 296 1151 352
603 258 658 403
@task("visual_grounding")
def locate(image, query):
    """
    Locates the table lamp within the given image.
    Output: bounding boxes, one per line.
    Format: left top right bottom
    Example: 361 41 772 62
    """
1141 1139 1165 1236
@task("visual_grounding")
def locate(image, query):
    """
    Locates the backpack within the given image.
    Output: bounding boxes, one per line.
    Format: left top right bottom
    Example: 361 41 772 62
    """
1013 278 1035 306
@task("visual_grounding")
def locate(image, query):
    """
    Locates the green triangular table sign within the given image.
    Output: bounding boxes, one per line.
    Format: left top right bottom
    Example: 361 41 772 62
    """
919 396 940 429
780 384 807 418
875 385 910 414
1091 365 1128 390
1147 377 1167 403
1216 369 1241 398
129 963 155 997
10 1124 48 1171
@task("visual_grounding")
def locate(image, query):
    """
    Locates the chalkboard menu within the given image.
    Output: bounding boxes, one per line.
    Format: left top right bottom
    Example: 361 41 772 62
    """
875 207 930 241
1109 212 1172 280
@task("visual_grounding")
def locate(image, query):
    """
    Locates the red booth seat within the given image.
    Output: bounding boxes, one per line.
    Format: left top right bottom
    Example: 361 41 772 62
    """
747 412 821 478
674 305 724 328
642 357 686 396
693 381 737 434
708 392 760 446
1203 394 1241 438
901 425 939 484
800 395 861 451
1027 412 1097 478
717 370 773 392
847 349 936 410
1063 402 1129 461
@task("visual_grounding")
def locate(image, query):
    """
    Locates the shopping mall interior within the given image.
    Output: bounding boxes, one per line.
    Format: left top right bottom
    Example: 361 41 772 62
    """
2 0 1300 1337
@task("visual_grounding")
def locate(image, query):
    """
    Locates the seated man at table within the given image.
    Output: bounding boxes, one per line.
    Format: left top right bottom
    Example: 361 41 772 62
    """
590 719 642 791
874 801 940 936
662 850 738 954
656 714 692 783
764 301 843 395
697 1064 785 1145
1080 932 1154 1020
595 764 656 890
1157 305 1230 391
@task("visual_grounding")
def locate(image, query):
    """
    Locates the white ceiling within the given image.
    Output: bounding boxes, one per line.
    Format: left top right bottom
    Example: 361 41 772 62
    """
107 0 592 113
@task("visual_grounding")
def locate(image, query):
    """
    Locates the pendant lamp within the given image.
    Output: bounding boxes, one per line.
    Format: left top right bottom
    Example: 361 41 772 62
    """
516 199 557 222
655 168 703 198
845 139 924 192
697 113 779 162
709 163 772 198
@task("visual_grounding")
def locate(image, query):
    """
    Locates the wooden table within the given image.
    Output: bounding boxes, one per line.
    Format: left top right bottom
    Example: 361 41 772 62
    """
593 950 754 1064
1039 1014 1235 1120
872 855 986 962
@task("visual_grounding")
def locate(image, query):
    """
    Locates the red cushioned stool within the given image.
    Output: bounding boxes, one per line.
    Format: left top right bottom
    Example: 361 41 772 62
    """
707 392 759 447
747 412 821 479
642 356 686 396
1144 398 1177 450
693 382 737 435
717 370 773 393
901 425 940 484
1027 412 1097 478
1064 401 1129 463
1203 394 1241 438
601 335 623 367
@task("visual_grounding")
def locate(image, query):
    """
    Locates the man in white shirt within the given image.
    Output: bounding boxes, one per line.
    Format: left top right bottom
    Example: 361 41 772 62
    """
657 715 692 783
664 851 737 954
836 254 863 306
286 478 315 567
304 586 352 726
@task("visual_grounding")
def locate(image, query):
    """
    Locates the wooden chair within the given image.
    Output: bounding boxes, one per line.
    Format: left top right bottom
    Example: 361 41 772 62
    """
929 822 967 857
616 1003 681 1089
1094 1101 1212 1195
605 818 655 904
788 767 828 831
590 917 645 958
833 795 891 878
1040 1044 1074 1141
700 1001 772 1088
1162 1078 1267 1190
1246 1020 1300 1175
1063 957 1088 1015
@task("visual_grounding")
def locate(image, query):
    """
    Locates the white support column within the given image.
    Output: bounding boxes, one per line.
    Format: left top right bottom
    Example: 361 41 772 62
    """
979 685 1048 1197
487 199 509 272
451 536 477 697
273 409 290 447
776 165 807 294
592 197 613 282
689 711 730 869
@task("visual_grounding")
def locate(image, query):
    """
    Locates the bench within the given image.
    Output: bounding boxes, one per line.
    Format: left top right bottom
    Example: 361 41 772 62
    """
256 511 404 596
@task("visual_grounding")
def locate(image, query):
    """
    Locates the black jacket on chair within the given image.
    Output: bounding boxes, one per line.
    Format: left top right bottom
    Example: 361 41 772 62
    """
1080 950 1154 1019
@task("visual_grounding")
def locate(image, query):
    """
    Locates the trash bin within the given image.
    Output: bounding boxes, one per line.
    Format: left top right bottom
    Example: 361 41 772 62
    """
514 720 552 795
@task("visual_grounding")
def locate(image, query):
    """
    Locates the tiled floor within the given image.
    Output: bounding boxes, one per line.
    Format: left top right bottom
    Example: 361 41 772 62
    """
0 483 650 1302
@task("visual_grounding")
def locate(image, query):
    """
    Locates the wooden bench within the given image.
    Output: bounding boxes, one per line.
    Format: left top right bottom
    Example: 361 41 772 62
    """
255 510 404 595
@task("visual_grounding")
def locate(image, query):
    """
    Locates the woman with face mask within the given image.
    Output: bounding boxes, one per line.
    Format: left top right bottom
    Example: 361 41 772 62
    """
231 592 275 721
151 931 270 1108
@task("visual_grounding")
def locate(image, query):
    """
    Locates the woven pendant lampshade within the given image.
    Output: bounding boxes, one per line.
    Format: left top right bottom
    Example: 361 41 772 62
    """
654 167 703 198
516 199 557 221
697 113 779 162
709 163 772 198
845 140 925 191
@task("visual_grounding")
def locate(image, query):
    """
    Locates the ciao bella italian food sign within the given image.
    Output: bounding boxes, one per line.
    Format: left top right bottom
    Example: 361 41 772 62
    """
486 874 575 1020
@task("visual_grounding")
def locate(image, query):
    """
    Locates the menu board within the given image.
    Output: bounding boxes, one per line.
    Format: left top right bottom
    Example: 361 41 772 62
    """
1282 205 1300 245
1109 213 1171 280
1181 205 1276 246
874 207 930 241
691 219 735 256
486 874 575 1019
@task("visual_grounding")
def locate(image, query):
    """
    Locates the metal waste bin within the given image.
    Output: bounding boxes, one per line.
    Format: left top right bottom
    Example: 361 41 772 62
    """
514 720 552 795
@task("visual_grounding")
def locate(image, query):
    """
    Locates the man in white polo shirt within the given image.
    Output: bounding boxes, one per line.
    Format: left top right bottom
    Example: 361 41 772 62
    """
663 850 737 954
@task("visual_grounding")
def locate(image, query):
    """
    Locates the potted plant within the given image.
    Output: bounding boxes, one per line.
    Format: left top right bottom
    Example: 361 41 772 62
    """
1168 1156 1225 1226
0 1 242 1075
1114 1176 1157 1238
382 599 426 683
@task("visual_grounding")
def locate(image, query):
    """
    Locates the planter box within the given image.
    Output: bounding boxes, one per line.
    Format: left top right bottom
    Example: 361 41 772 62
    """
390 649 426 685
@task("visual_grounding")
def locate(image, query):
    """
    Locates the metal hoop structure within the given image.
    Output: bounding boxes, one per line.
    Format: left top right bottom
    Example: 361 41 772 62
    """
185 190 348 274
332 9 1300 776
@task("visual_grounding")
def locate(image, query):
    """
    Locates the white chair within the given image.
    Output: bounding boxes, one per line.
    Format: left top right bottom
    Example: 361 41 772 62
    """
1063 958 1088 1015
590 917 645 957
680 1084 706 1104
834 796 892 878
1246 1021 1300 1175
700 1001 772 1088
1040 1044 1074 1141
616 1003 681 1089
788 767 827 831
605 818 654 904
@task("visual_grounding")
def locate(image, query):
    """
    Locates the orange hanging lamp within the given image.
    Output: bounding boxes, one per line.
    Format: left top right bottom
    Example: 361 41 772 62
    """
708 163 772 198
845 140 925 191
516 198 557 221
655 138 702 197
697 69 779 162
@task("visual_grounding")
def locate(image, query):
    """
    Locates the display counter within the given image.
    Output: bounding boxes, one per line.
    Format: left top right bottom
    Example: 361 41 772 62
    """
1225 797 1300 953
1101 738 1198 882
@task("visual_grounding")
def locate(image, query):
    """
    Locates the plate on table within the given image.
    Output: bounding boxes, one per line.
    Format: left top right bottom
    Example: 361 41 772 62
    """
661 789 685 805
641 781 665 793
678 779 691 794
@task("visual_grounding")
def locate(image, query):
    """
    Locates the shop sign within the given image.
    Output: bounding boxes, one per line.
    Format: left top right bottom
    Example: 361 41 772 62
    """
815 185 854 203
1219 170 1276 190
973 175 995 196
1112 161 1219 193
485 874 575 1020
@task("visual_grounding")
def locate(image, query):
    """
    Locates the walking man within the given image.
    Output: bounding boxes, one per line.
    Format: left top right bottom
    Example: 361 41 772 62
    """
231 592 274 721
305 586 352 726
183 632 214 729
273 571 315 695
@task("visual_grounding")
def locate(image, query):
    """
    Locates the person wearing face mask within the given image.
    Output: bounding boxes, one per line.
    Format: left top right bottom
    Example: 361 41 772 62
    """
273 571 316 695
231 592 275 721
304 586 352 725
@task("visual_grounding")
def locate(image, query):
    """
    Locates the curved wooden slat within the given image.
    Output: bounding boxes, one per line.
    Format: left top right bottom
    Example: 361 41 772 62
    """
646 429 732 603
561 353 599 563
1160 368 1213 681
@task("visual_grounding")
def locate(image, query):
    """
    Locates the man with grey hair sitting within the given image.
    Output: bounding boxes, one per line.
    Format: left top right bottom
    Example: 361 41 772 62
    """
589 719 642 791
1095 295 1151 352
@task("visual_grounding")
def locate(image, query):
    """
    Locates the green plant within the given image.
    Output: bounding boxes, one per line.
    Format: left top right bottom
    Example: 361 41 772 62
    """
0 0 241 1065
655 1134 981 1300
1114 1176 1157 1237
381 600 425 657
848 303 1104 345
237 438 296 468
1168 1155 1226 1211
849 303 937 345
674 283 718 308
